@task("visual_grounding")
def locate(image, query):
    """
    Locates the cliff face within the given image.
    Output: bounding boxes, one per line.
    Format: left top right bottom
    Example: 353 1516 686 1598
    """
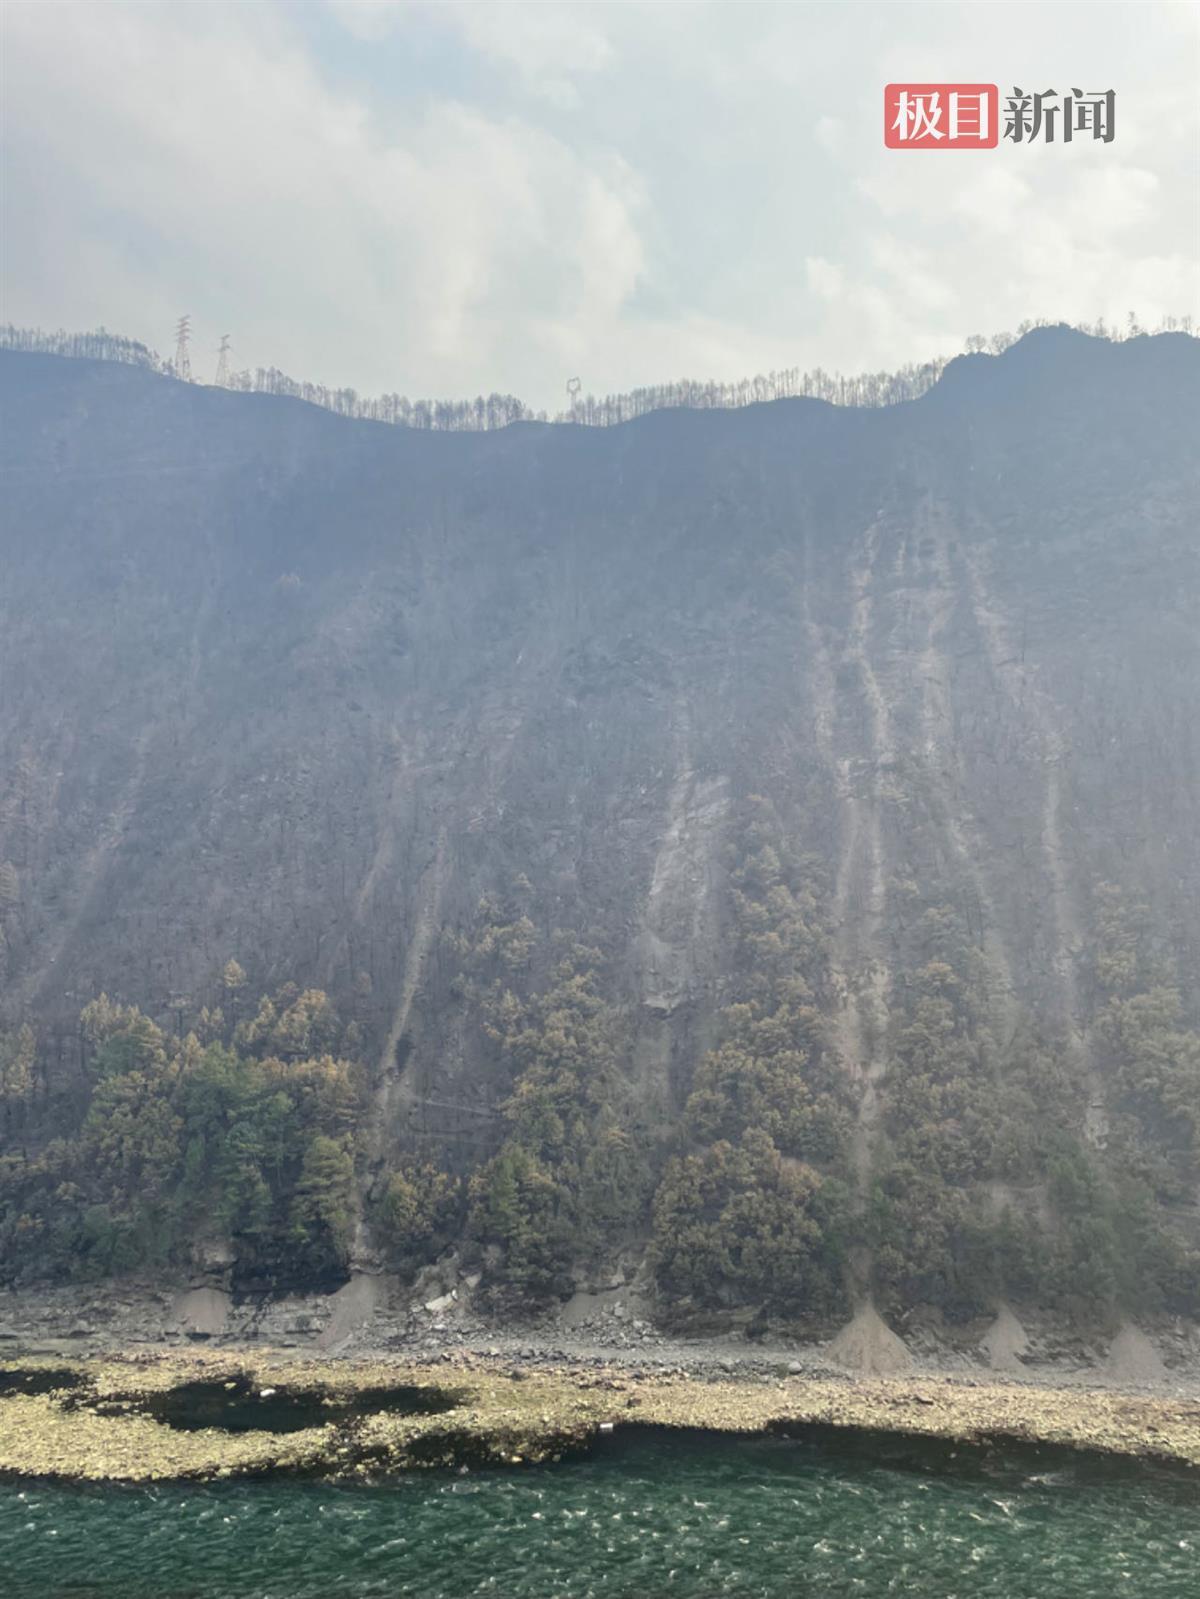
2 329 1199 1322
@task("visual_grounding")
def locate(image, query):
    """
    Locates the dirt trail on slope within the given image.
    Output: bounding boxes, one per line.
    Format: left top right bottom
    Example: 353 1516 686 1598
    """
634 702 729 1106
351 824 453 1262
376 825 449 1086
21 725 155 1010
804 523 894 1308
959 542 1107 1143
353 735 407 933
323 726 411 991
842 525 894 1225
914 509 1021 1044
361 824 451 1167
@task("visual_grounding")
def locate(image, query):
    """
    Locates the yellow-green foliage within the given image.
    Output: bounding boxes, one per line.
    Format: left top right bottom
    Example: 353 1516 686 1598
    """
0 984 363 1286
871 900 1065 1319
289 1134 356 1265
235 986 340 1061
467 940 644 1299
684 1003 849 1163
1090 889 1200 1177
376 1159 461 1264
868 875 1200 1322
651 796 850 1321
0 1025 35 1111
469 896 536 973
652 1129 846 1315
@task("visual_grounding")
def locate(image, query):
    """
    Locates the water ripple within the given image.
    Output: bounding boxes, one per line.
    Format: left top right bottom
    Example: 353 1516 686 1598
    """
1 1431 1197 1598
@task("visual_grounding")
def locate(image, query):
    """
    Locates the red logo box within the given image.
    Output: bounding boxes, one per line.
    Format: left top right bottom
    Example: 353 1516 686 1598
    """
885 83 999 148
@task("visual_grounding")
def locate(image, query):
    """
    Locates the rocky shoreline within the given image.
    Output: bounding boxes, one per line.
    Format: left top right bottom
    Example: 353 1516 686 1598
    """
3 1272 1199 1393
3 1345 1200 1485
4 1274 1199 1484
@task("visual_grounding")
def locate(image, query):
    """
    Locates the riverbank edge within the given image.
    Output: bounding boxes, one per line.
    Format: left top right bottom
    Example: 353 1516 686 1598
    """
2 1349 1199 1484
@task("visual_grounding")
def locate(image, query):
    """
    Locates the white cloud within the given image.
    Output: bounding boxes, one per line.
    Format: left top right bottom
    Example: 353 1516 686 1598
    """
444 2 615 104
806 257 844 299
3 1 1197 406
950 167 1032 234
815 116 844 157
325 1 408 43
3 1 651 401
1062 165 1159 240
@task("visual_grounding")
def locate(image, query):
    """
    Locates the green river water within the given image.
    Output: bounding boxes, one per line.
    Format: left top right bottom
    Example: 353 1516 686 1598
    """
1 1429 1196 1598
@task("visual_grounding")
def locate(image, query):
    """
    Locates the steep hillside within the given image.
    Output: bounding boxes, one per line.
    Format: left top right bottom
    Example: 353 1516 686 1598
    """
1 329 1198 1335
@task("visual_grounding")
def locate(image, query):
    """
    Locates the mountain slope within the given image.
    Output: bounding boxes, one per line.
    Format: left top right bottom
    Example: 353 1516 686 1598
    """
1 329 1198 1329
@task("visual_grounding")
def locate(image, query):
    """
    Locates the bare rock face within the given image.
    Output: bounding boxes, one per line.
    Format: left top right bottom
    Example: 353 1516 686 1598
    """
188 1239 236 1291
170 1288 231 1339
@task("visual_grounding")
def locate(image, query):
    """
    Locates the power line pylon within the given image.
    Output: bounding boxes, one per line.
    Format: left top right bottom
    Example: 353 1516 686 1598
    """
214 334 231 387
173 315 192 382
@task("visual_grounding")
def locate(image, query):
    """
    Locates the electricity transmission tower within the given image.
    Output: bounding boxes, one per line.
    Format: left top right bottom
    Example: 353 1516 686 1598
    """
214 334 231 387
566 376 581 419
173 315 192 382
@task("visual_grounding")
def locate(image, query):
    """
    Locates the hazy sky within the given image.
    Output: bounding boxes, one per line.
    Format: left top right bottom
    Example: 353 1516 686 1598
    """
3 0 1198 407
